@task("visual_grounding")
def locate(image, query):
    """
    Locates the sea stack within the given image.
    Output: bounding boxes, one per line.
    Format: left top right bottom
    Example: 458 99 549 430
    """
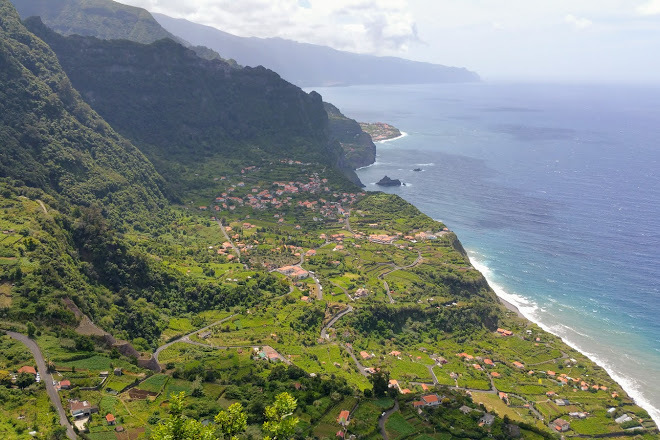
376 176 403 186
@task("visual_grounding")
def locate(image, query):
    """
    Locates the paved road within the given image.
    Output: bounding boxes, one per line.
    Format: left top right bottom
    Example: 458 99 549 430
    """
215 218 241 259
7 331 76 440
379 399 399 440
343 343 368 377
320 305 353 339
378 250 423 303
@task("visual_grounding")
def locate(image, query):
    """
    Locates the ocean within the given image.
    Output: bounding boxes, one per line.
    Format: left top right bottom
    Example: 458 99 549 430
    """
313 82 660 423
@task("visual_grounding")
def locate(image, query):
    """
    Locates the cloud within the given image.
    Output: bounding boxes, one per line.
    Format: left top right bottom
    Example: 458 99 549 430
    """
564 13 593 30
117 0 418 55
637 0 660 15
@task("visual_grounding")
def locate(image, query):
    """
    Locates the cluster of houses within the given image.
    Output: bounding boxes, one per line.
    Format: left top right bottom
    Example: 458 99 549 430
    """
276 265 309 279
210 170 362 222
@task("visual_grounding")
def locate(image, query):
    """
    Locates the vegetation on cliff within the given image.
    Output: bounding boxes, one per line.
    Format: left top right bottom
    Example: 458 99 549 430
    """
0 1 656 439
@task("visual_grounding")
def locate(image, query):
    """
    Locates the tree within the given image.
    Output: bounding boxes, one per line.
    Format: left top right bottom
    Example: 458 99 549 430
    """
214 403 247 440
368 369 389 398
262 392 299 440
26 321 36 338
16 372 35 389
151 392 215 440
0 370 12 387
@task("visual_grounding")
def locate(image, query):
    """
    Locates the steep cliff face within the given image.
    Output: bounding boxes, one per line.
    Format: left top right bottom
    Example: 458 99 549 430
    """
27 19 361 187
0 2 166 220
324 102 377 169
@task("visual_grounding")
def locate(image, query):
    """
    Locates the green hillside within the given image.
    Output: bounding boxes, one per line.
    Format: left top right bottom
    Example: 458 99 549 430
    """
26 19 361 191
11 0 176 44
0 1 657 439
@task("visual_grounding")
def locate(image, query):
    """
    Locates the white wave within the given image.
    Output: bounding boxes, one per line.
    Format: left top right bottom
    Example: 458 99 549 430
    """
416 162 435 167
377 131 408 143
466 249 660 426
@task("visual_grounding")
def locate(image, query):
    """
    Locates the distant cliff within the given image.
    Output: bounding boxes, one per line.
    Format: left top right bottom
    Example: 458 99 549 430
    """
324 103 377 169
153 13 480 87
26 18 362 191
11 0 234 63
12 0 176 44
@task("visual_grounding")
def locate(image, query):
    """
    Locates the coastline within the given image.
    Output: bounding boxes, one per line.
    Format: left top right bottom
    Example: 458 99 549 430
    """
468 250 660 426
377 131 408 144
358 129 660 427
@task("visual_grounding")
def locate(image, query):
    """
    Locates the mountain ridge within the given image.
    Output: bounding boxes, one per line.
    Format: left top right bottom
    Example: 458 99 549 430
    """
153 12 480 87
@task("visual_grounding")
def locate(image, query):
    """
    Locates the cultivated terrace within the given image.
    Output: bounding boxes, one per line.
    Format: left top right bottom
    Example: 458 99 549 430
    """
1 158 656 440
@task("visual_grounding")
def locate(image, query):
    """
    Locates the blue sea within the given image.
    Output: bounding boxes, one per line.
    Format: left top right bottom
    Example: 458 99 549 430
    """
314 82 660 423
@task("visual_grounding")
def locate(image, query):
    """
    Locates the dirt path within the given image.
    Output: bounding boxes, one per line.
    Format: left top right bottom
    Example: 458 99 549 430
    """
7 331 76 440
378 250 423 303
154 314 236 365
37 199 48 214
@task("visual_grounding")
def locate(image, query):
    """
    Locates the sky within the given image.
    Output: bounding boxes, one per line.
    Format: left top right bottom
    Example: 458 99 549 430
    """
116 0 660 82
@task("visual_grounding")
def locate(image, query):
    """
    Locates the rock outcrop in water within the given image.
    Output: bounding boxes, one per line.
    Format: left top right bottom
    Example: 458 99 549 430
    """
376 176 402 187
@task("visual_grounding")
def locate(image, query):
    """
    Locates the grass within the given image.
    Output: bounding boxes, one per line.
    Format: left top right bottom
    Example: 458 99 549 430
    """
471 392 540 428
139 374 169 393
385 412 417 440
57 355 135 372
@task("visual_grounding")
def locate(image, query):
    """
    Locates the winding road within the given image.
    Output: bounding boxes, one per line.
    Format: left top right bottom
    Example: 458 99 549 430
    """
320 305 353 340
379 399 399 440
153 314 236 366
7 331 76 440
378 250 423 304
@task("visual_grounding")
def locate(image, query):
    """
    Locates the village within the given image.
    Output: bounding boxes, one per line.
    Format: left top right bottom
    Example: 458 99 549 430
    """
1 159 656 440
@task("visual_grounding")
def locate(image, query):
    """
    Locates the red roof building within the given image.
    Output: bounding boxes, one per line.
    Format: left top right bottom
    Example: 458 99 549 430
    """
18 366 37 375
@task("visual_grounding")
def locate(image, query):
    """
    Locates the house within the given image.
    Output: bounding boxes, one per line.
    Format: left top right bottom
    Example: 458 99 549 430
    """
615 414 633 424
388 379 399 389
483 359 495 366
555 399 570 406
389 351 401 356
359 351 373 360
276 265 309 279
512 361 524 369
458 352 474 360
306 249 316 257
498 392 509 404
354 288 369 298
337 410 350 426
106 414 116 425
569 412 587 419
472 364 482 370
421 384 429 391
491 372 501 378
336 431 344 438
70 400 97 418
551 418 570 432
480 414 495 426
114 368 122 376
18 366 37 376
59 380 71 390
300 296 310 302
459 405 474 415
421 394 440 406
496 328 513 336
413 401 425 408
